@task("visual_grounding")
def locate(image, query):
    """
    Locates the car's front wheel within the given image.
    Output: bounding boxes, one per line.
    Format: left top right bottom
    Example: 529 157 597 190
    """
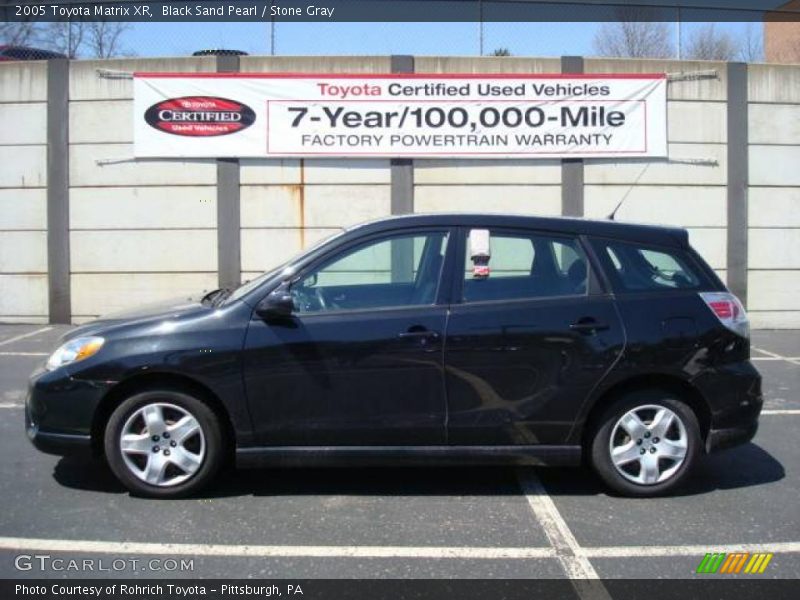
590 391 701 497
104 389 224 498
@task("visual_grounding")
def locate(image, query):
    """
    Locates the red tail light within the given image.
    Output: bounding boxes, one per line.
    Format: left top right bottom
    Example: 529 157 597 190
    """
708 300 734 320
699 292 749 338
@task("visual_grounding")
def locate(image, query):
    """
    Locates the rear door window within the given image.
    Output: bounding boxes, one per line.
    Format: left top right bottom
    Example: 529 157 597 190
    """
462 229 588 302
592 239 710 293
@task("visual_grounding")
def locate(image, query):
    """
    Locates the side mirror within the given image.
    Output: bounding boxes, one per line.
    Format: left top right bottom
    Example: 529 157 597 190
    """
256 289 294 320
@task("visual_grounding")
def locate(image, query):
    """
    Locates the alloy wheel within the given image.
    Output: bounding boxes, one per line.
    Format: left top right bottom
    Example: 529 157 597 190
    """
119 402 206 487
608 404 688 485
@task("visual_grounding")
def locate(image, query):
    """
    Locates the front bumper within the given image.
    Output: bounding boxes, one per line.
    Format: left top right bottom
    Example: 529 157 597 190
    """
25 366 112 457
26 418 92 456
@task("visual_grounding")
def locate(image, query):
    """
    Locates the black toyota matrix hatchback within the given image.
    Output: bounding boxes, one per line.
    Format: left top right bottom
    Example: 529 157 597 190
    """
27 214 761 498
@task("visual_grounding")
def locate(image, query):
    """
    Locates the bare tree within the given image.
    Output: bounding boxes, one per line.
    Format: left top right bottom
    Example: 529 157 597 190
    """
593 8 674 59
46 22 86 58
685 24 739 61
0 21 45 46
22 21 131 59
739 23 764 63
1 6 131 59
86 21 131 58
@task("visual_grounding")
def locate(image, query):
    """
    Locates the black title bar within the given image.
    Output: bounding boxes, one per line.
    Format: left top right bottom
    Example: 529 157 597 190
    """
4 579 800 600
2 0 799 23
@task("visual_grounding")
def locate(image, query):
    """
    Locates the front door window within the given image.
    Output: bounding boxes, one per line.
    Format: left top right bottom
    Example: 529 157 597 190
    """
291 231 449 314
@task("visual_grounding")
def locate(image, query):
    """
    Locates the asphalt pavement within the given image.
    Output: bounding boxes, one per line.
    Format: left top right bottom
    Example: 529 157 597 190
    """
0 325 797 581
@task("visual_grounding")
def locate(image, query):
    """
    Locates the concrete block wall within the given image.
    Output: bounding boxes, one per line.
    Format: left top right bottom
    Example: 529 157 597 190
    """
67 58 218 322
582 58 730 284
747 64 800 328
0 62 49 323
0 55 799 327
413 57 563 218
238 57 393 282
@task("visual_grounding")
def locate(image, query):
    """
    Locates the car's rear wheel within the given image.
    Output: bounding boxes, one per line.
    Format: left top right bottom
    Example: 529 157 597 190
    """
590 391 701 497
104 390 223 498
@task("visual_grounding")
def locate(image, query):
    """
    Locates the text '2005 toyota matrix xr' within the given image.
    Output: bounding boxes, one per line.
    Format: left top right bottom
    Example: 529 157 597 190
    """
27 214 761 498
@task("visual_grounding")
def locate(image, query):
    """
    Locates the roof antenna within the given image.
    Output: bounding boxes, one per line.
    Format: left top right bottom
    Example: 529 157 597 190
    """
607 163 651 220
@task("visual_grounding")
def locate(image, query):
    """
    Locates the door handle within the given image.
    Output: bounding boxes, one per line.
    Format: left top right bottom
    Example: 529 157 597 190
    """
570 319 610 333
398 330 440 340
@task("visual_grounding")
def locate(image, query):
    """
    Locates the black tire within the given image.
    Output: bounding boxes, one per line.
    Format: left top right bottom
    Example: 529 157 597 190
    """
589 390 701 497
104 389 224 498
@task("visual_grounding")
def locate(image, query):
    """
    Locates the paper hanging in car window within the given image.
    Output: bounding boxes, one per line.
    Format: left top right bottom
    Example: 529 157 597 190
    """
469 229 491 279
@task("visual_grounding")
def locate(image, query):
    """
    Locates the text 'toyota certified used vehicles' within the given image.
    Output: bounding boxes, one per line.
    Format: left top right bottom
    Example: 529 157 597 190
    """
27 214 761 498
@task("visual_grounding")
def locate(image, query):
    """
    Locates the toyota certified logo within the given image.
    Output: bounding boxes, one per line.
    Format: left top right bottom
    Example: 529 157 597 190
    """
144 96 256 136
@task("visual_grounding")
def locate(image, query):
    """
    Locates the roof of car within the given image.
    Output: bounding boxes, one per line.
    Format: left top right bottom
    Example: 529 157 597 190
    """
348 213 689 247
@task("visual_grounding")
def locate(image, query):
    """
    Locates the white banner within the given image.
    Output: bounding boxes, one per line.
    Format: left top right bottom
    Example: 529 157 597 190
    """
133 73 667 159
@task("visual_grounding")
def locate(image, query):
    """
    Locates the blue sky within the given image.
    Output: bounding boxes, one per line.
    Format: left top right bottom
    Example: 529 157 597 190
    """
126 21 760 58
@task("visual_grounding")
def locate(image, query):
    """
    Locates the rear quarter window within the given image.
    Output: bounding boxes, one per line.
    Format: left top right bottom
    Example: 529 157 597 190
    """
591 238 713 293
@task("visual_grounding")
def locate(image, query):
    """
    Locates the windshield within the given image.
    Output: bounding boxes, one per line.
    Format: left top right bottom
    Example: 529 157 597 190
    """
221 229 347 305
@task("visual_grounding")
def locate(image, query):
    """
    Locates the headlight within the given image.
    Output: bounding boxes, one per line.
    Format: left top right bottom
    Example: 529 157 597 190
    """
46 336 105 370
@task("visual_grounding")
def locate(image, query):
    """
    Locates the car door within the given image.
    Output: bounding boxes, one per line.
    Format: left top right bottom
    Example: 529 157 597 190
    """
444 227 625 446
242 228 454 446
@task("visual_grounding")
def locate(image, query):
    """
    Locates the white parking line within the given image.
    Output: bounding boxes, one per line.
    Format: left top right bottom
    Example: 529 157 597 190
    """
752 347 800 366
517 470 612 600
0 537 555 559
2 535 795 561
0 403 21 409
581 541 800 558
0 352 48 357
0 327 52 348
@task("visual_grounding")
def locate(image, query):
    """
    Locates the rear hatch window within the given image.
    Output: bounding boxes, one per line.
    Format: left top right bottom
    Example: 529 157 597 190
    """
590 238 714 293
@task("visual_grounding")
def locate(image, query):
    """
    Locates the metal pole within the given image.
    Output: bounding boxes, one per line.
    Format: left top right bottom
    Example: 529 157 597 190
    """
46 58 72 323
676 7 682 60
390 56 415 217
561 56 585 218
216 54 242 291
727 62 750 306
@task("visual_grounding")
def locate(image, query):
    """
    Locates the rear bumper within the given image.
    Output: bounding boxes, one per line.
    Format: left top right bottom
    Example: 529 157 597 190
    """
695 359 763 453
706 420 759 453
